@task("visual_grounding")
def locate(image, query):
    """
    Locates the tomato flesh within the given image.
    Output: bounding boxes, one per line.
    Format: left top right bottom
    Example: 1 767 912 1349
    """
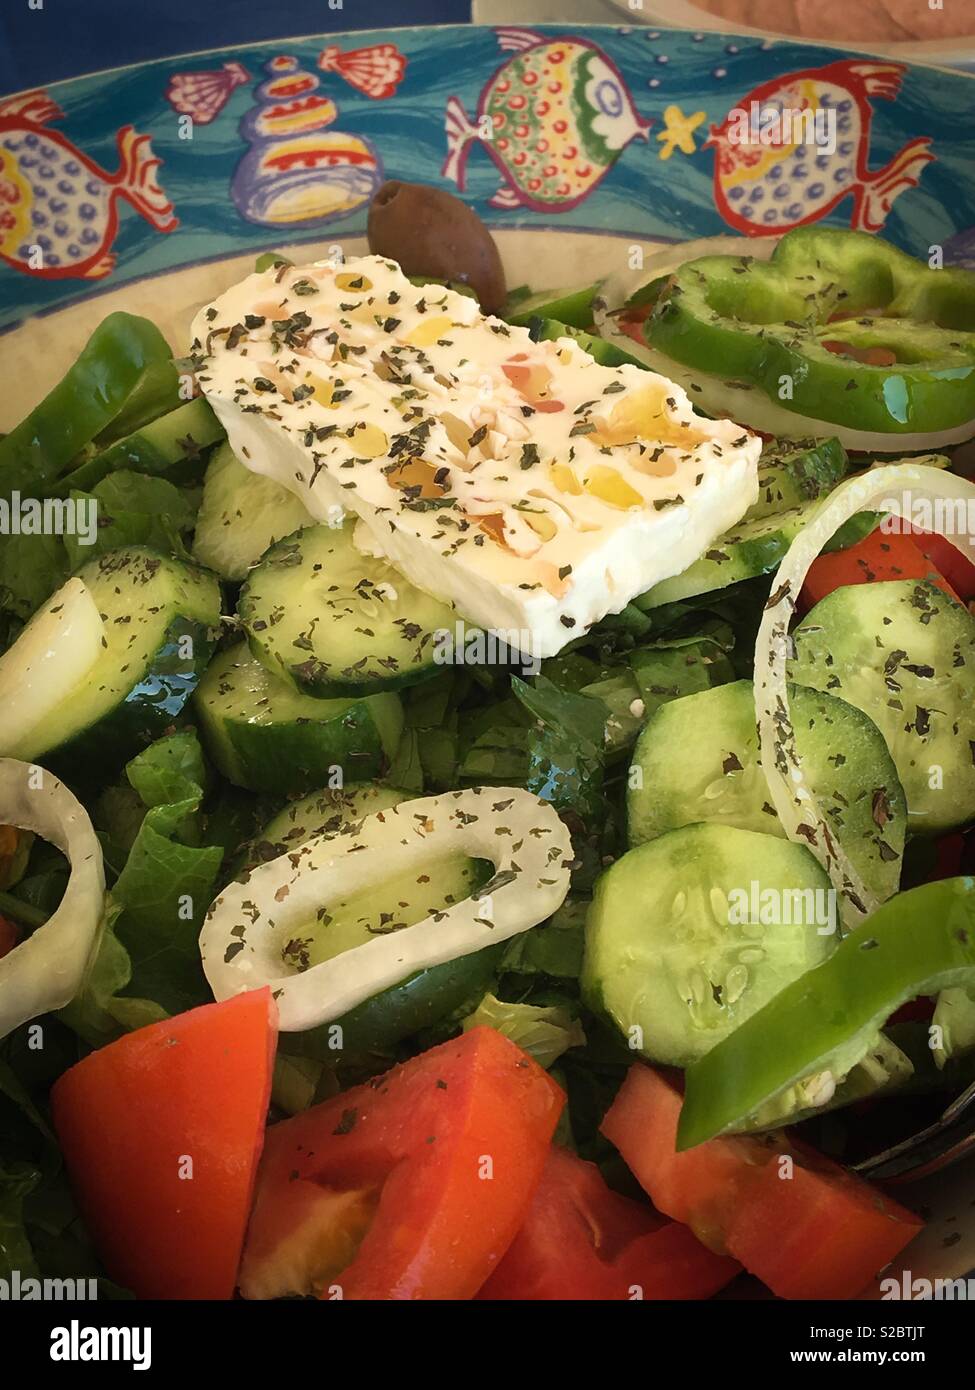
239 1026 564 1301
801 528 959 613
51 988 277 1299
0 913 19 960
601 1064 922 1300
479 1144 739 1300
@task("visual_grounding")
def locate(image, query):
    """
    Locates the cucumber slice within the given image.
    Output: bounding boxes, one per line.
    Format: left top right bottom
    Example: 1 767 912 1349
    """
627 680 907 904
636 505 812 609
3 548 220 773
192 443 315 581
243 782 408 869
634 498 879 610
239 521 456 696
45 397 224 500
528 318 646 369
745 436 849 523
0 578 104 755
239 782 501 1054
792 578 975 833
505 283 599 329
195 642 404 795
582 823 836 1066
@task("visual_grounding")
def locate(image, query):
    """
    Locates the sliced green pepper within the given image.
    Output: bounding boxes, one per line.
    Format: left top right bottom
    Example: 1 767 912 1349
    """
0 313 180 500
678 876 975 1149
646 228 975 435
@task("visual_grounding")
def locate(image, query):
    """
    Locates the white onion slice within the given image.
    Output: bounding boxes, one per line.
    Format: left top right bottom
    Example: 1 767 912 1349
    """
593 240 975 453
0 578 104 757
754 463 975 926
201 786 572 1031
0 760 105 1038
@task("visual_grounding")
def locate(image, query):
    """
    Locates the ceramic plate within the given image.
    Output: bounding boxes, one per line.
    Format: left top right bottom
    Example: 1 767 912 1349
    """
1 22 973 1292
613 1 975 69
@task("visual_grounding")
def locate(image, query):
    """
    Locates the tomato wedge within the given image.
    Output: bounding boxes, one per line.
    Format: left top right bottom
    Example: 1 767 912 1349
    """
239 1025 564 1301
601 1064 922 1300
0 913 19 961
907 527 975 603
800 527 959 611
51 988 276 1299
478 1145 739 1301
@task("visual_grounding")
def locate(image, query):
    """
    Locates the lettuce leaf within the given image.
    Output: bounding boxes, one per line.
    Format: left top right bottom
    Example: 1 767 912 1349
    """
0 1038 131 1294
61 730 222 1041
462 991 585 1070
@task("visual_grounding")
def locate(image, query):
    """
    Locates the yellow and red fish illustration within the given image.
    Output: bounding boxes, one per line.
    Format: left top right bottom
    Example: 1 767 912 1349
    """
707 60 934 235
0 90 177 280
442 28 651 212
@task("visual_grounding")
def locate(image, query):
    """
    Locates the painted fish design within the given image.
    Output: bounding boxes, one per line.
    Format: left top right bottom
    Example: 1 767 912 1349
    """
0 90 177 280
707 60 935 236
442 27 651 212
231 58 382 228
164 61 250 126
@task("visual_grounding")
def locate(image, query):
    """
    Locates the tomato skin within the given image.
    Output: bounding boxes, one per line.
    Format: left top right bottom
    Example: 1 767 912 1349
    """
51 988 276 1300
908 528 975 603
240 1026 564 1301
601 1065 755 1253
0 913 19 960
800 529 959 613
478 1145 739 1300
601 1065 922 1300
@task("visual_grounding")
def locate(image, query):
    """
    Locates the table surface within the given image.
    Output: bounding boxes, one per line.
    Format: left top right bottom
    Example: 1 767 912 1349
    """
4 0 973 94
0 0 471 95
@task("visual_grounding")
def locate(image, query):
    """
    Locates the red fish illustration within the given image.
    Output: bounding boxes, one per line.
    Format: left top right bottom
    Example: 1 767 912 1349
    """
706 61 934 236
0 90 177 280
442 28 651 213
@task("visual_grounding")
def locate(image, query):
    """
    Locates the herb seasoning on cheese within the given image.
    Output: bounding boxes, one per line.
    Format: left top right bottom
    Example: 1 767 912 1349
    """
191 255 761 657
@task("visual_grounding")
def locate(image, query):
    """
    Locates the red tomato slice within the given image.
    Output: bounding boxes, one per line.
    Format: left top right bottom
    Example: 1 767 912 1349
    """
478 1145 739 1301
906 528 975 603
0 913 19 960
51 988 277 1300
601 1064 922 1300
800 528 959 613
239 1025 564 1301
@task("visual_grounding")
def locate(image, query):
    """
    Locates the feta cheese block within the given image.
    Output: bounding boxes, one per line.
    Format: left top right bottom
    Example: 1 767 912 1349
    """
190 254 761 658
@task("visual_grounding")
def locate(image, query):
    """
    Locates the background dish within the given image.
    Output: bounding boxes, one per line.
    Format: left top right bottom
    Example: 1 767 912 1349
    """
1 22 973 1290
610 0 975 69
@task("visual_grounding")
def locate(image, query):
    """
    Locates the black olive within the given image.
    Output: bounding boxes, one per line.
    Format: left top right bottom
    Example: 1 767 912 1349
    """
367 181 507 315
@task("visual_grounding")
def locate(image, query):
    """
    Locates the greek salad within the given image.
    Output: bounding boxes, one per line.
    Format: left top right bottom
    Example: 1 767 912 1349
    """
2 178 975 1301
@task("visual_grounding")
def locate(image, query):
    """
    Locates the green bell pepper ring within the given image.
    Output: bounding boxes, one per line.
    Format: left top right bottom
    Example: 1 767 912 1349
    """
0 312 179 500
678 876 975 1149
646 227 975 436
